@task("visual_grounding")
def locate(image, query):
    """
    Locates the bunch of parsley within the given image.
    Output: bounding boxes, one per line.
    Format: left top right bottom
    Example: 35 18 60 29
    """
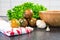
7 2 47 20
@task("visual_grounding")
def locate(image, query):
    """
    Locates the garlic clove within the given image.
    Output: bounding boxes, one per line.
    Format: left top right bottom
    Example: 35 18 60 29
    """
46 26 50 31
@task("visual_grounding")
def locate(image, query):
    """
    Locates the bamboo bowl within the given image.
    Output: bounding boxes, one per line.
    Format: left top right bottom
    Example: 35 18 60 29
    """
39 11 60 27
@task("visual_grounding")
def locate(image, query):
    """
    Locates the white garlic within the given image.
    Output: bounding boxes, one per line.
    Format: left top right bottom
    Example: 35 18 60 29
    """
46 26 50 31
36 20 46 28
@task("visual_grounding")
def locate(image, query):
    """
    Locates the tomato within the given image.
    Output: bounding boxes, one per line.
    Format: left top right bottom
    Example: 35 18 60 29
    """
29 18 36 27
24 9 33 19
10 19 19 28
19 18 28 27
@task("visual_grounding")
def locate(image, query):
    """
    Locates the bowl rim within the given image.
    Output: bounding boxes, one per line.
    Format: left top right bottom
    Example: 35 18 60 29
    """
39 10 60 13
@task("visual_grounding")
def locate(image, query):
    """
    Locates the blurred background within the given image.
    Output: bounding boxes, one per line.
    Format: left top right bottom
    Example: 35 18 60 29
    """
0 0 60 16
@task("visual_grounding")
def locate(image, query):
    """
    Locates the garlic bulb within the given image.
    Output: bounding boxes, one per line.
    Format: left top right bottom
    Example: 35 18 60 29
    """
36 20 46 28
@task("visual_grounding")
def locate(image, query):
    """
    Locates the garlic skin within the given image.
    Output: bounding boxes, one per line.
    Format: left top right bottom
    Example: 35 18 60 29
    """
36 20 46 28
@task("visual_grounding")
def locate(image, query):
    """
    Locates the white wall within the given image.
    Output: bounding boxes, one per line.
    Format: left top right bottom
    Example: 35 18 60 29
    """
0 0 11 16
0 0 60 16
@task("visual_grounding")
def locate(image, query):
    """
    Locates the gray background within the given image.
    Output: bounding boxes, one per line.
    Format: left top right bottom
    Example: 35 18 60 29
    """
0 0 60 16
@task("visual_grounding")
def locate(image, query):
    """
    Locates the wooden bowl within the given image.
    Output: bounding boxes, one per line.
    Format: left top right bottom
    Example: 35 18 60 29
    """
39 11 60 27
